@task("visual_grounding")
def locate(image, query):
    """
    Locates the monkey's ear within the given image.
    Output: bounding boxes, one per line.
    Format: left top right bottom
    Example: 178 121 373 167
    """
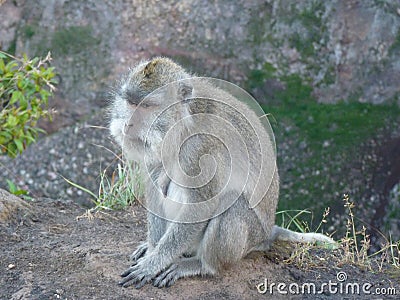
143 60 158 77
178 82 193 101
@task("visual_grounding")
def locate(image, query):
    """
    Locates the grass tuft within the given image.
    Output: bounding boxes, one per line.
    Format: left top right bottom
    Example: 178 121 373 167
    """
64 160 144 213
279 194 400 274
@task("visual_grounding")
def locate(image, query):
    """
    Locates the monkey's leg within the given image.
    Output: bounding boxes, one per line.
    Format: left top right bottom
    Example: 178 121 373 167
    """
129 213 167 259
119 219 208 288
146 212 168 246
129 242 148 262
127 215 165 262
153 203 250 287
152 257 207 288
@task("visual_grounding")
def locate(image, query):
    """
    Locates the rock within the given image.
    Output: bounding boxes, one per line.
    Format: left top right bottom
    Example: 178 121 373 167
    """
0 0 399 133
0 188 32 225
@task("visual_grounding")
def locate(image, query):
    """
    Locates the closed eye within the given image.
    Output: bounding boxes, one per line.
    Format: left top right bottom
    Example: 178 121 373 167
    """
126 95 141 106
123 88 145 106
123 88 157 108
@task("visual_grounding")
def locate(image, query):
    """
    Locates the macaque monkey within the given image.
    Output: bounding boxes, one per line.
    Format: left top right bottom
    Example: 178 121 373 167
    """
109 57 334 288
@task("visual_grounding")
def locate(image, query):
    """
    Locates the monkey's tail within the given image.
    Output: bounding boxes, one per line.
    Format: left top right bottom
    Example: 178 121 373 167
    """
271 225 336 246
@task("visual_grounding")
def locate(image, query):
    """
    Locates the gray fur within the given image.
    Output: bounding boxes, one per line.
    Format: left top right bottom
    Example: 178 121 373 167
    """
109 57 335 289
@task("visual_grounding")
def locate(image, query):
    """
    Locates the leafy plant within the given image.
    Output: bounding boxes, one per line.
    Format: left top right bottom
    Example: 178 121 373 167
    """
0 51 56 157
6 179 33 200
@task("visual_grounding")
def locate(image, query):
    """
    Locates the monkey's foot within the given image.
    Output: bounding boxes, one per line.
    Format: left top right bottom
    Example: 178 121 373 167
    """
130 242 148 262
119 256 162 289
153 257 210 288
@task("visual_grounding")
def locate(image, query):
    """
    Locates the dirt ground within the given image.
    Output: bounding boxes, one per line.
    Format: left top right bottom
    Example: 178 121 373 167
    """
1 195 399 300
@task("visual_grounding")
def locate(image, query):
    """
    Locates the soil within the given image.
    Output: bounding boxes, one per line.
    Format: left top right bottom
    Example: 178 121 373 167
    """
1 196 399 300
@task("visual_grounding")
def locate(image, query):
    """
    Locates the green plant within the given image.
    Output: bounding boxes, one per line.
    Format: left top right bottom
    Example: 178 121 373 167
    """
276 209 313 233
247 62 277 89
51 26 99 56
0 51 56 157
22 24 36 39
276 207 333 245
6 179 32 199
64 162 144 211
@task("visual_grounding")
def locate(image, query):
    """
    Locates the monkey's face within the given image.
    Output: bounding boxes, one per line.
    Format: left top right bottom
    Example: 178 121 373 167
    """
109 89 166 163
109 58 191 164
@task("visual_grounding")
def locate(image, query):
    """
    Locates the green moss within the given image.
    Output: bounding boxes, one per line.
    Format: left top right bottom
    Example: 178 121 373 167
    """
22 25 36 39
289 2 327 59
50 26 99 56
298 2 324 29
245 5 274 59
321 65 336 85
389 30 400 55
6 38 17 55
275 74 313 104
249 67 400 225
265 70 400 151
247 62 277 89
289 32 316 57
267 95 399 150
249 64 397 153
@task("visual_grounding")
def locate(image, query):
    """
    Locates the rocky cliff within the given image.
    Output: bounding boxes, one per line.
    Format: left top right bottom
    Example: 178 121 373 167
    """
1 0 399 123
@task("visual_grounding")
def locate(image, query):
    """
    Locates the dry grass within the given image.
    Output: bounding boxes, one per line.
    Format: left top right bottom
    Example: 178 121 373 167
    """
281 194 400 276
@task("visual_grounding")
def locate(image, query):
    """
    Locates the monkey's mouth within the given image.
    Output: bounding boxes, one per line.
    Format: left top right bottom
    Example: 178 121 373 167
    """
120 130 151 155
123 122 154 148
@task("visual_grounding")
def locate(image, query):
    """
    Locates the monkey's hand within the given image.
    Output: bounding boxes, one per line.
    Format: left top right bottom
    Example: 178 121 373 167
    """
130 242 148 262
119 254 164 289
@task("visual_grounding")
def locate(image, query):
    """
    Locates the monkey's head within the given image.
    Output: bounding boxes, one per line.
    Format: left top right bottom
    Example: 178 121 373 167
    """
109 57 193 163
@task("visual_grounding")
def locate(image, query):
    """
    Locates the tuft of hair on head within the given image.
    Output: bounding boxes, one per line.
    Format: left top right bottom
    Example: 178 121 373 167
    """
143 59 160 78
